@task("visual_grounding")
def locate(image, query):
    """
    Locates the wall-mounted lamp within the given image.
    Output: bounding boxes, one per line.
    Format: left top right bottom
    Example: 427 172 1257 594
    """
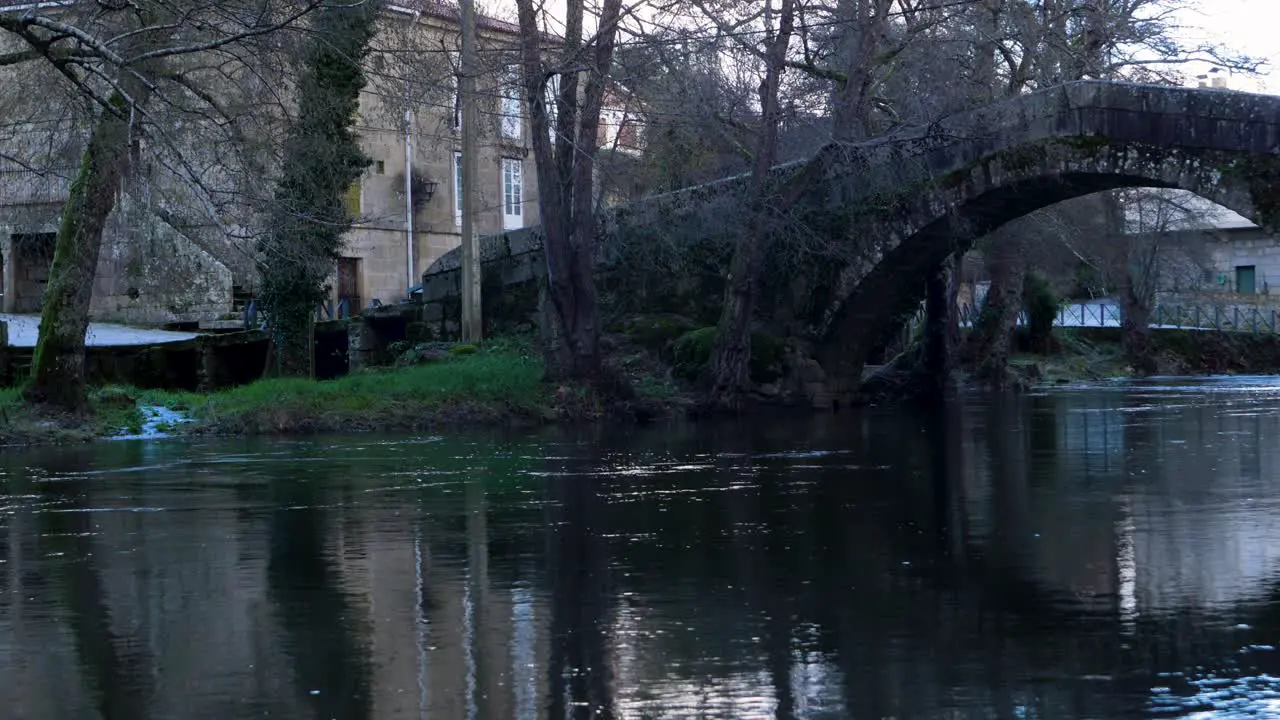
419 179 438 204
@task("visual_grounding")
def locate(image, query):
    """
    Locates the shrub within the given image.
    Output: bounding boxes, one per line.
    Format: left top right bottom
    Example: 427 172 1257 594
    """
620 313 699 352
669 327 784 383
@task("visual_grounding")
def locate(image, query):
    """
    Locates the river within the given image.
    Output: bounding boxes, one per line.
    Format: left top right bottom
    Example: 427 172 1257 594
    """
4 377 1280 719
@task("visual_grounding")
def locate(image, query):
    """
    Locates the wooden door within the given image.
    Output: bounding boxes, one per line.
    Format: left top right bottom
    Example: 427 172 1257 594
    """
337 257 360 314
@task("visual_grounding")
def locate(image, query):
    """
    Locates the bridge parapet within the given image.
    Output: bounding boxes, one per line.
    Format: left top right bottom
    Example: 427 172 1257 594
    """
419 81 1280 387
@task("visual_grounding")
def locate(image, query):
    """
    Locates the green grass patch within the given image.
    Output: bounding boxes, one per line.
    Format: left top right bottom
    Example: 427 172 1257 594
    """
0 385 125 445
0 341 551 442
192 341 548 434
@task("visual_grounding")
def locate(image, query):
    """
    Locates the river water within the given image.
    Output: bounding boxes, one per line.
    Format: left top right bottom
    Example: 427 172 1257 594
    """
5 378 1280 719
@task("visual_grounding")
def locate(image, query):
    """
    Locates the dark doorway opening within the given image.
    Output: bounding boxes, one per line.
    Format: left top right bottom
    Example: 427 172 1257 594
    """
10 233 56 313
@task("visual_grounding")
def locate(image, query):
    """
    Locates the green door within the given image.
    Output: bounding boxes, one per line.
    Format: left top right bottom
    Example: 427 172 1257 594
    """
1237 265 1257 295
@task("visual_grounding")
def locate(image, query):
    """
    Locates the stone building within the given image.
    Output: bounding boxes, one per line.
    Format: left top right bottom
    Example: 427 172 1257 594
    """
0 0 551 326
342 1 546 312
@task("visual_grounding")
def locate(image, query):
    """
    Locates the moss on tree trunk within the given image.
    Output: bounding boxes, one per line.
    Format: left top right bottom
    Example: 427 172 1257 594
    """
969 231 1027 387
24 92 137 412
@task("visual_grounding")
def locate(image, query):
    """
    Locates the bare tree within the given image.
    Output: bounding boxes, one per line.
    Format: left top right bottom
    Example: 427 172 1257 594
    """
959 0 1259 383
514 0 626 384
1098 188 1215 373
0 0 325 410
700 0 798 407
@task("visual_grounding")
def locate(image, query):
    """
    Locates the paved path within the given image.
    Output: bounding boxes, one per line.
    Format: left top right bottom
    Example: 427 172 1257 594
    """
0 314 200 348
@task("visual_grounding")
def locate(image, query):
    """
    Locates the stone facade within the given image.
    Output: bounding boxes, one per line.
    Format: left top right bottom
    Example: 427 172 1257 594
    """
0 13 239 325
1207 226 1280 296
341 2 543 308
0 2 545 326
0 209 232 324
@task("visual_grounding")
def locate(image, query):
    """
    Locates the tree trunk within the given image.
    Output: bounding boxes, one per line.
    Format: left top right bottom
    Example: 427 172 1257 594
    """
266 301 316 378
24 93 138 412
1122 276 1157 376
540 238 602 381
970 230 1026 386
706 0 796 409
516 0 623 388
921 256 957 400
706 214 769 404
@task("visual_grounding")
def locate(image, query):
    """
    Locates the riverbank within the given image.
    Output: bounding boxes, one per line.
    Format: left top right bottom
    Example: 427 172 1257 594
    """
2 347 550 445
0 336 691 446
6 324 1280 446
1004 327 1280 386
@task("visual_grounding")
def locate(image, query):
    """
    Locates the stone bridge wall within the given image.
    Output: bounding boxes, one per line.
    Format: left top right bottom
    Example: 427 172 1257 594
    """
418 163 820 336
420 81 1280 391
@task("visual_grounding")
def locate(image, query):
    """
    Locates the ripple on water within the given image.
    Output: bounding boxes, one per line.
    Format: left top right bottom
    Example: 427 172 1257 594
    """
1149 672 1280 718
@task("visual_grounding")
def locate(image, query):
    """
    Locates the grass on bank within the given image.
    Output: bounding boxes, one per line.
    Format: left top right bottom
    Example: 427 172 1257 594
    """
0 385 148 443
193 339 549 434
0 340 550 442
1008 328 1131 384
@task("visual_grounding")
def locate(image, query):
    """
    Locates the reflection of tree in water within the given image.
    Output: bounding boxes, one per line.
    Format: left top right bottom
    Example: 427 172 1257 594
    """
544 438 617 720
594 412 1161 718
34 446 152 720
267 477 372 720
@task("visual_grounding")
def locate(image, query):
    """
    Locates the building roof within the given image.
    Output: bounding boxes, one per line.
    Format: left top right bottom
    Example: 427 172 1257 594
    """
392 1 524 36
1123 190 1258 233
2 0 526 36
0 1 74 9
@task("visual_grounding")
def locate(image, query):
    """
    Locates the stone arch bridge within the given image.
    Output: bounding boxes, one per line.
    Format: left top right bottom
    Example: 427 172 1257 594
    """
419 80 1280 402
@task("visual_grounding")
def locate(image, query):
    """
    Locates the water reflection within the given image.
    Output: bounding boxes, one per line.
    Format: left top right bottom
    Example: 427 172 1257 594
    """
5 380 1280 717
267 470 372 719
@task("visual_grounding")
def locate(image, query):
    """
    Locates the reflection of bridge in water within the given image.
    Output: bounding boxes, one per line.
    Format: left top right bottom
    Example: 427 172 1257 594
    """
4 388 1280 718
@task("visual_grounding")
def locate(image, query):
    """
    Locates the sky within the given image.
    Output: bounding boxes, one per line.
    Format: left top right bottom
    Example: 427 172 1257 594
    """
1173 0 1280 93
492 0 1280 93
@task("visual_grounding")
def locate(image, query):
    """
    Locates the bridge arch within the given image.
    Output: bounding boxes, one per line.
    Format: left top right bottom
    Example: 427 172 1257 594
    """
808 81 1280 393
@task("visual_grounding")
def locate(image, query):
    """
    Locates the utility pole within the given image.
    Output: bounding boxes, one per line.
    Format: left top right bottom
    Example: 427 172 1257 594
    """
459 0 482 341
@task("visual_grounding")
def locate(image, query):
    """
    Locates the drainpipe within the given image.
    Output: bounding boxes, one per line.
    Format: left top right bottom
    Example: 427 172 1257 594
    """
404 108 415 293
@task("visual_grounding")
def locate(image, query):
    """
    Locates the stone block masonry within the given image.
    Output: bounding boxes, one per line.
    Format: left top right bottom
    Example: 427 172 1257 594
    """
418 80 1280 401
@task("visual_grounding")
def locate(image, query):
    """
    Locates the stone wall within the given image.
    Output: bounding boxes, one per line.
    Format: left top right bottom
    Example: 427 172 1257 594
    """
418 80 1280 399
1210 230 1280 295
91 212 234 324
0 203 235 324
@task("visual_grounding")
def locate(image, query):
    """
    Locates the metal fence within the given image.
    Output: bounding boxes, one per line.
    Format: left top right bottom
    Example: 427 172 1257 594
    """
895 300 1280 349
240 296 366 329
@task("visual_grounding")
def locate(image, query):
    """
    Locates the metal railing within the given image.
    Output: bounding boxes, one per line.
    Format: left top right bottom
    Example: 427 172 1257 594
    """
318 295 361 321
894 300 1280 349
239 296 363 330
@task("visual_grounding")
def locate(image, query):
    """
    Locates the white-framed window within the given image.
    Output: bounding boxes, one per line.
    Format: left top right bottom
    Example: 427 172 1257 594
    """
545 72 559 144
501 64 522 140
449 51 461 131
502 157 523 229
453 151 463 227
